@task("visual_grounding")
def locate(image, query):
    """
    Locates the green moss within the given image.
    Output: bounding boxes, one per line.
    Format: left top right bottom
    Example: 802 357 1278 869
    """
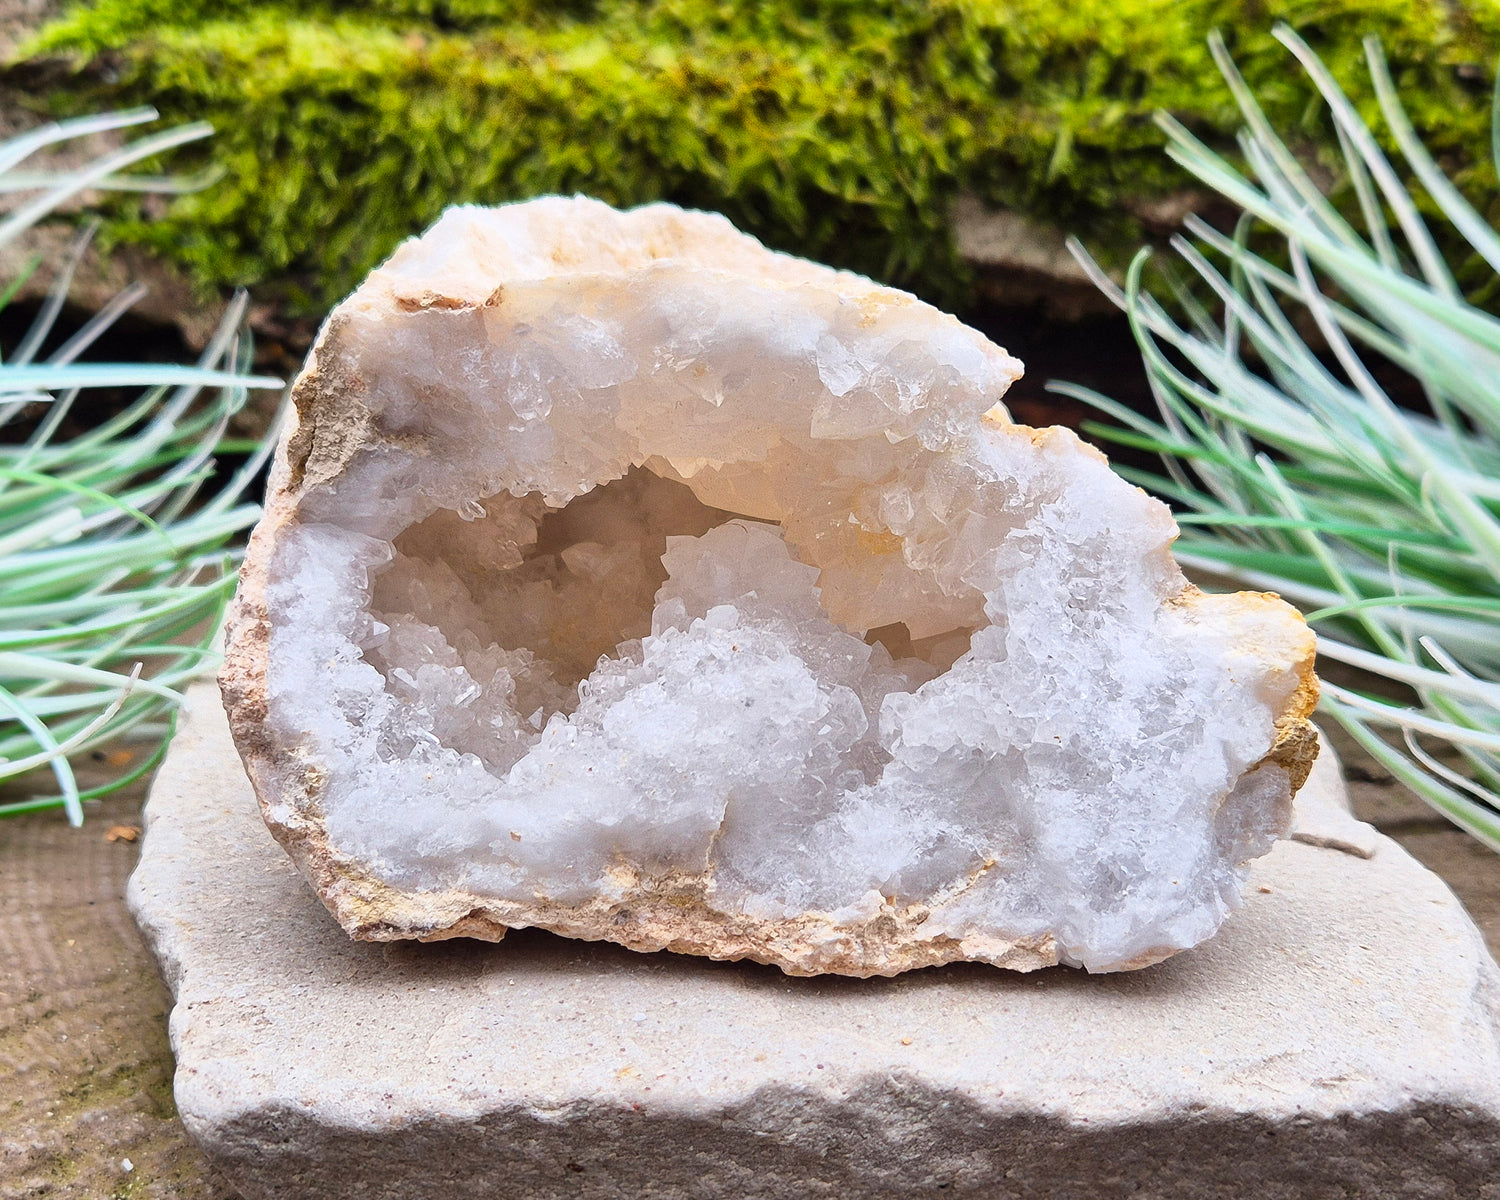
18 0 1500 308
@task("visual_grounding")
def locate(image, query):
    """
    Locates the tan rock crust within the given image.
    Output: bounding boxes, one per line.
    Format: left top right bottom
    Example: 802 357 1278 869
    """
222 197 1317 977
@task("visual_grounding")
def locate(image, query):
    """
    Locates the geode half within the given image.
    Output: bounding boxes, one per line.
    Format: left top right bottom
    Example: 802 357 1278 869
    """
221 197 1318 976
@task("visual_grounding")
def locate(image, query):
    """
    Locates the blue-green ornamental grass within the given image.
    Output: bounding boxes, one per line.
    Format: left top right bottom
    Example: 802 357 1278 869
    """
0 109 281 824
1057 26 1500 852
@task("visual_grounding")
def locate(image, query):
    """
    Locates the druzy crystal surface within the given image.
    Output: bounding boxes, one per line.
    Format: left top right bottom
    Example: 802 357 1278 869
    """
222 197 1317 975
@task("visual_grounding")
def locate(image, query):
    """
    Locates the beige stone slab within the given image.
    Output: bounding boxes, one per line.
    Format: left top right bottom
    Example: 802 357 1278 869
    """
131 684 1500 1199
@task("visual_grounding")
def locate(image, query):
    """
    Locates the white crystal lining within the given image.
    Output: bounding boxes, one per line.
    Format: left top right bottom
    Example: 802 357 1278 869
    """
263 200 1301 969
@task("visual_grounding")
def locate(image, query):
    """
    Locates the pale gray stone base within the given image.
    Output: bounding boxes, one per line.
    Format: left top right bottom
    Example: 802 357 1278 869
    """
133 685 1500 1199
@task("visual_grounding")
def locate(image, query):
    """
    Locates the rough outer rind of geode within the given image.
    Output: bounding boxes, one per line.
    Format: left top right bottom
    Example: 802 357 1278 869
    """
221 196 1318 977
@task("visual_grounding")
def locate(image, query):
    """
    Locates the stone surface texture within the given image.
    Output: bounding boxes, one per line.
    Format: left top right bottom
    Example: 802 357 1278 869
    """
223 196 1317 977
133 683 1500 1200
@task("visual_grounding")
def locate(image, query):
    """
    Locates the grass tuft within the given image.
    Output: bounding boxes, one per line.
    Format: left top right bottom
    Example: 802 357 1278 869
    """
1056 25 1500 851
0 109 282 824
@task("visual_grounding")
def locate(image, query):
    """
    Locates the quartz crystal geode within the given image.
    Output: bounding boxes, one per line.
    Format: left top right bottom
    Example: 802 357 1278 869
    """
221 196 1318 976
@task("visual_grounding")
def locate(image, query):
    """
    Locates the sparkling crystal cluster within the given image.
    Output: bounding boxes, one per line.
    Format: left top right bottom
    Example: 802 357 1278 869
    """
223 197 1317 975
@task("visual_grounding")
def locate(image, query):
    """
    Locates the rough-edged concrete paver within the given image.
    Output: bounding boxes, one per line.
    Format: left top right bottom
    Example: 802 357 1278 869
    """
3 692 1495 1200
126 685 1500 1200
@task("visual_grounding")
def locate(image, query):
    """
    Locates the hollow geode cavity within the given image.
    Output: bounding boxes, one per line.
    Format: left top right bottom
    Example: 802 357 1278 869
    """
222 196 1318 977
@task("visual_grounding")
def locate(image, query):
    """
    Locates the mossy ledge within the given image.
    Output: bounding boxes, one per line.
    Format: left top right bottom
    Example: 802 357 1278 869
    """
16 0 1500 309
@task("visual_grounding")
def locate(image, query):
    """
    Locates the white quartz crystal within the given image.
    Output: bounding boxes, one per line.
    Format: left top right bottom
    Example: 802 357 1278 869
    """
223 197 1317 976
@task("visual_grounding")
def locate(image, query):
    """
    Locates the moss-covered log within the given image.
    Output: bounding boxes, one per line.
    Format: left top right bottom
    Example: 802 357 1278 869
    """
16 0 1500 308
